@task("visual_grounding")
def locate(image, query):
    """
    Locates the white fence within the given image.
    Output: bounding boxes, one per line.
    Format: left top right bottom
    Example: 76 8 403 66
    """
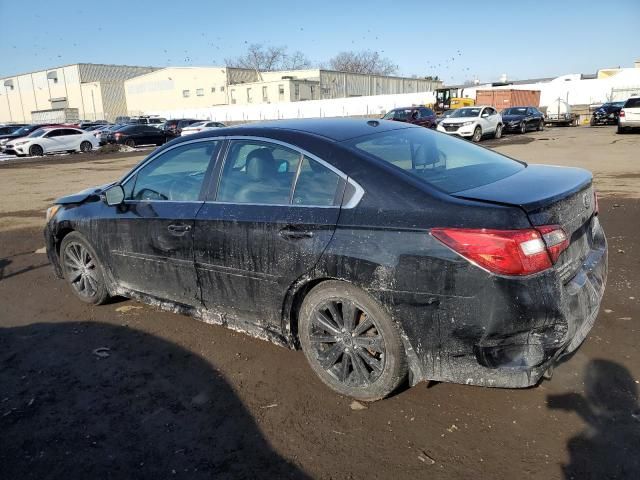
146 91 437 122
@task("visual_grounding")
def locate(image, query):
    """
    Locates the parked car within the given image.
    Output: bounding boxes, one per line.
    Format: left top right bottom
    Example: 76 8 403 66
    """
106 124 167 147
127 116 166 128
163 118 200 137
92 124 122 145
4 127 98 156
382 107 437 128
180 121 227 136
44 119 606 401
617 96 640 133
591 101 625 126
0 125 24 135
436 106 503 141
0 124 66 151
501 106 545 133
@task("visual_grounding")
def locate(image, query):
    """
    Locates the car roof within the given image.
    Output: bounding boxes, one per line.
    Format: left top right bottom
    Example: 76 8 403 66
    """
188 118 417 142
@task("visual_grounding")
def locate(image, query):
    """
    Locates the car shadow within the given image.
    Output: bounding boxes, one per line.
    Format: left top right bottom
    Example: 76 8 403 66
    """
547 359 640 479
0 321 309 479
0 258 49 282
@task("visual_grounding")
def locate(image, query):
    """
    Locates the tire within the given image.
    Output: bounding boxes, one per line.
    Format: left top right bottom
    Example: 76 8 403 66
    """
472 126 482 142
124 139 136 148
60 231 110 305
299 281 408 401
537 120 544 131
29 144 44 156
519 122 527 134
80 141 93 153
590 116 596 127
617 125 626 134
493 124 503 139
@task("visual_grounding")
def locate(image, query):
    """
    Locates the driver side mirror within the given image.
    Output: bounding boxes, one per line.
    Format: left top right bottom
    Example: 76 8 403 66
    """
104 184 125 206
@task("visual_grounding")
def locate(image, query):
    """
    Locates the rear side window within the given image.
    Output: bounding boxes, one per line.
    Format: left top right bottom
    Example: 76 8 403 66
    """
126 141 219 201
346 127 524 194
624 98 640 108
292 157 341 206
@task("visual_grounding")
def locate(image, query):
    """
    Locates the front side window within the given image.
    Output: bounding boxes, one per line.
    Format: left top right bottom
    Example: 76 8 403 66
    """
346 127 524 194
126 141 219 202
217 141 302 205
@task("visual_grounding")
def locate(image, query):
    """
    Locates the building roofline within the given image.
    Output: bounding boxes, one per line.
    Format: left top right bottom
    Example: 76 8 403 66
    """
1 62 158 80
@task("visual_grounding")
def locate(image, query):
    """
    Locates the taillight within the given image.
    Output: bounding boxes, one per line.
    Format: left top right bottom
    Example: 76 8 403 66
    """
431 226 568 276
619 109 625 117
593 190 599 215
115 133 122 139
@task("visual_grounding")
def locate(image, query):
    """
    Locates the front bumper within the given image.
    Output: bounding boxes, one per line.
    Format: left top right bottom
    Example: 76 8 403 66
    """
437 124 475 137
503 122 524 132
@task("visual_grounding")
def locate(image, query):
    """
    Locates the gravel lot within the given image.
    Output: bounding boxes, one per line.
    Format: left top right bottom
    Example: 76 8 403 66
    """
1 126 638 479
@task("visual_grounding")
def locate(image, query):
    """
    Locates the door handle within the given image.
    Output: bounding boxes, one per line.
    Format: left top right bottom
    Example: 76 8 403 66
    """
167 224 192 234
279 228 314 240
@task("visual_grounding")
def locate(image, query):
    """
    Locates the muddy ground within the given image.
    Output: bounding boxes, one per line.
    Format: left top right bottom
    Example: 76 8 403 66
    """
1 126 639 479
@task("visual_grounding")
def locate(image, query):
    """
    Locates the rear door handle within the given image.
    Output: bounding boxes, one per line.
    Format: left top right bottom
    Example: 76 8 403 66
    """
279 228 314 240
168 224 192 234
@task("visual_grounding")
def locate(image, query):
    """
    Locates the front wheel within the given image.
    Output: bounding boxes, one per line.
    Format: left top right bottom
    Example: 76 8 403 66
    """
29 144 44 156
299 281 408 401
519 122 527 134
537 120 544 131
472 126 482 142
60 232 110 305
493 124 503 139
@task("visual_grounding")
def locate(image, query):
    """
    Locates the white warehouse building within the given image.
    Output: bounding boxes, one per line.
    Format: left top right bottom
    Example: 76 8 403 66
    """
124 66 443 116
0 63 157 123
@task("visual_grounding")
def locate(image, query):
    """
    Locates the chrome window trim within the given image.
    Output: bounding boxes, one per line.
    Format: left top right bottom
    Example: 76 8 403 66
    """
118 135 365 209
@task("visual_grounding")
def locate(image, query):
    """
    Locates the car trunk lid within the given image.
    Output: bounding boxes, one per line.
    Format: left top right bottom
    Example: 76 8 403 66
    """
452 164 597 282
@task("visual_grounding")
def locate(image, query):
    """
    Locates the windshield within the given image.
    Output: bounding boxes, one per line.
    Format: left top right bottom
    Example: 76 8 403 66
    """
450 108 481 118
383 109 413 121
345 127 524 194
503 107 528 115
188 121 206 128
12 126 36 136
27 128 48 138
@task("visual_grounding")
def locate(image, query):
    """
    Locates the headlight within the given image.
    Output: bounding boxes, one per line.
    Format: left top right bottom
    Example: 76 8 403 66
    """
0 139 7 145
461 121 474 126
15 140 29 145
46 205 61 222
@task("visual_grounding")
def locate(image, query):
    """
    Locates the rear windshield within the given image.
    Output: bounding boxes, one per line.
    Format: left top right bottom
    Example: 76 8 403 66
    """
346 127 524 194
624 98 640 108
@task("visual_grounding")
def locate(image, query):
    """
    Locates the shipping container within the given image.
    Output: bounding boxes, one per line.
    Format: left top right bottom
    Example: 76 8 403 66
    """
475 89 541 111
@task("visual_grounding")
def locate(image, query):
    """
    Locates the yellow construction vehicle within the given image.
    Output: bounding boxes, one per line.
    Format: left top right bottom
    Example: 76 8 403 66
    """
432 87 475 114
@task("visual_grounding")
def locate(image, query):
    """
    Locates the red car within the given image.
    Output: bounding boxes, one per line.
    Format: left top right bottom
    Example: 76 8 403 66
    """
382 106 437 128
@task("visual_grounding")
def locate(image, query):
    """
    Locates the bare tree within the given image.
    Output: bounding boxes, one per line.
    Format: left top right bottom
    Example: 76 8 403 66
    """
326 50 397 75
225 44 312 72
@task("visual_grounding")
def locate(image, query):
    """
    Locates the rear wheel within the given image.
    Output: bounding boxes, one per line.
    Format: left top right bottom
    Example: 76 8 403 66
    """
617 125 626 134
493 124 503 139
60 232 109 305
472 126 482 142
299 281 407 401
80 141 93 153
124 139 136 148
29 144 44 156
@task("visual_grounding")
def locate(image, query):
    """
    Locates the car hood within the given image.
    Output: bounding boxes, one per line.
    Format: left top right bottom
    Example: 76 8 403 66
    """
502 114 526 122
54 183 114 204
0 133 24 141
441 117 478 124
452 164 592 212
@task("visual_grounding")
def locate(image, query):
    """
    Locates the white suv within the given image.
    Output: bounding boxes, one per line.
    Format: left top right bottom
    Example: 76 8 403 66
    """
437 106 503 142
618 96 640 133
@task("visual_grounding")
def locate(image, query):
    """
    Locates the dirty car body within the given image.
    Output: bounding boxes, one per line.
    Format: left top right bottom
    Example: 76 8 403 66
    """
45 119 607 396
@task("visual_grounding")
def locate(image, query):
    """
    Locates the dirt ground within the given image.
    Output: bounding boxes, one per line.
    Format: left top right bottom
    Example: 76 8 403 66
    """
1 126 639 479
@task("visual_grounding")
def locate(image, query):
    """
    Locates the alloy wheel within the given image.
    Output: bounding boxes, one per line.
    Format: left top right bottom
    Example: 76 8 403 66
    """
80 141 92 152
63 242 99 298
309 299 386 387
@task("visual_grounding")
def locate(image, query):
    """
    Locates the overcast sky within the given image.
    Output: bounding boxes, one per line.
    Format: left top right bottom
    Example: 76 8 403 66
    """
0 0 638 83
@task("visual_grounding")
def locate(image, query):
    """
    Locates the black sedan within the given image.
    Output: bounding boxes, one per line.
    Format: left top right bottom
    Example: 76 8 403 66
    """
44 119 607 401
106 124 167 147
501 106 545 133
590 101 625 126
